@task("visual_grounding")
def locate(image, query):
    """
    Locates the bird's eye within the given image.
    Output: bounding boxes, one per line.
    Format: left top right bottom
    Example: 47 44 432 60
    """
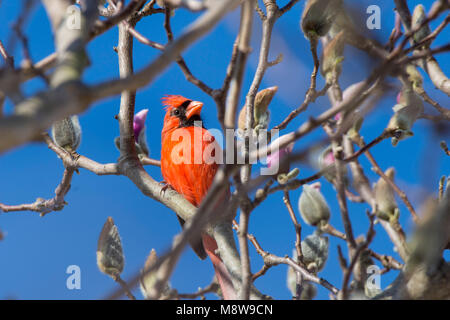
173 109 181 116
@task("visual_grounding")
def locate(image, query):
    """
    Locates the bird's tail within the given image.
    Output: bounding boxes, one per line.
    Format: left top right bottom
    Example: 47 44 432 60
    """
202 234 237 300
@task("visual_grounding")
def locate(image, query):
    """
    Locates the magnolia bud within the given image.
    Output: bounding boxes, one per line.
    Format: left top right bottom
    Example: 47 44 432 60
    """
412 5 431 45
51 115 82 152
301 231 329 272
406 64 423 90
97 217 124 278
387 88 424 146
238 86 277 131
115 109 150 156
133 109 150 156
374 168 398 222
298 184 331 226
277 168 300 185
300 281 317 300
140 249 172 299
287 264 317 300
266 135 294 176
318 146 348 183
287 249 318 299
321 31 345 85
329 4 354 38
346 111 364 139
301 0 343 39
157 0 177 14
286 251 297 296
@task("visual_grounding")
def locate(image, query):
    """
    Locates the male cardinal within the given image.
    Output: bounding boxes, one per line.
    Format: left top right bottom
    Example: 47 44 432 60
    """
160 95 236 299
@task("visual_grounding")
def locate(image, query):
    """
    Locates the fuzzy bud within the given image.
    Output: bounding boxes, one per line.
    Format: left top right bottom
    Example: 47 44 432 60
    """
406 65 423 91
287 249 318 299
301 231 329 272
346 111 364 139
412 5 431 45
387 88 424 146
96 217 124 278
321 31 345 85
277 168 300 185
238 86 277 131
266 135 295 176
298 184 331 226
374 168 399 222
156 0 178 11
301 0 343 39
287 267 317 299
140 249 172 299
318 146 348 183
51 115 82 152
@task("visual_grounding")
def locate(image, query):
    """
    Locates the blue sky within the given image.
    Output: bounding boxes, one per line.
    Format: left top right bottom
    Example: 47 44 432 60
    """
0 0 449 300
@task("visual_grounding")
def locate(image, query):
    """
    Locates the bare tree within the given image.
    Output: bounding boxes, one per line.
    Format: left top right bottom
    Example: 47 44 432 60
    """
0 0 449 300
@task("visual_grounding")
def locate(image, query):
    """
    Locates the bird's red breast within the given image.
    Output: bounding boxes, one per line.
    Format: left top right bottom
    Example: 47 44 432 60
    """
161 125 220 206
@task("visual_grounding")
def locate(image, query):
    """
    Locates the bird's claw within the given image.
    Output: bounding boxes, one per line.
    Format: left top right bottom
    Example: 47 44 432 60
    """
160 181 170 197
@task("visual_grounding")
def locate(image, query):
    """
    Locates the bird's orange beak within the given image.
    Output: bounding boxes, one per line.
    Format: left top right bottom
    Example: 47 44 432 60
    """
185 101 203 119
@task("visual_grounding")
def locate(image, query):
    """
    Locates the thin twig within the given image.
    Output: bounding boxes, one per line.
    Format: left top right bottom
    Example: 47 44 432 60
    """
175 281 220 300
368 250 403 270
113 275 136 300
273 84 330 131
283 190 303 265
343 130 395 163
0 167 74 216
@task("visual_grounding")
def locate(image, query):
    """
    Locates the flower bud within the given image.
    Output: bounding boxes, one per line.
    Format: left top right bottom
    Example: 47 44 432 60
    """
277 168 300 185
298 184 331 226
318 146 348 183
321 31 345 85
301 231 329 272
346 111 364 139
266 135 294 175
134 109 150 155
157 0 177 10
51 115 82 152
406 64 423 91
301 0 343 39
374 167 399 222
115 109 150 156
412 4 431 45
387 88 423 146
140 249 172 299
287 266 317 299
238 86 277 131
97 217 124 278
287 249 318 299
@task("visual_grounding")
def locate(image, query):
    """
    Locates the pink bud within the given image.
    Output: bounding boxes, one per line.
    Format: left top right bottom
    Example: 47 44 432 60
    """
310 182 321 190
334 112 342 122
267 135 295 175
133 109 149 143
396 91 403 104
322 149 335 166
267 141 294 169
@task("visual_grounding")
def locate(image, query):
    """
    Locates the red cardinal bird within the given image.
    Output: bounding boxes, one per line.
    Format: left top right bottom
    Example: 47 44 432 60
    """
160 95 236 299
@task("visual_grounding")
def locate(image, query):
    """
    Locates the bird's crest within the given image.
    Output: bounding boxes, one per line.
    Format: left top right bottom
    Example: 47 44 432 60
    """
162 95 188 110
